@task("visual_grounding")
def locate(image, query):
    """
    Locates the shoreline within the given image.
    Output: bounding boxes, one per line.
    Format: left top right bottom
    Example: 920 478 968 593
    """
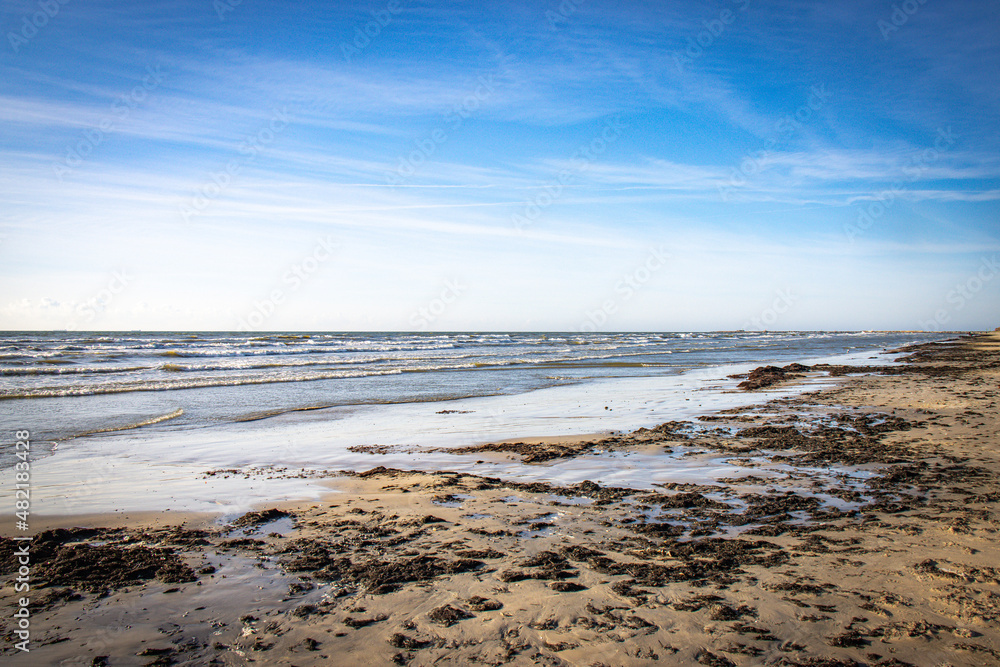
3 338 933 518
2 333 998 665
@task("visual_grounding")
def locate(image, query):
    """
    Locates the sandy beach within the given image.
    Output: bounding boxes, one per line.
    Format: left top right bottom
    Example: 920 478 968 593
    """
2 332 999 666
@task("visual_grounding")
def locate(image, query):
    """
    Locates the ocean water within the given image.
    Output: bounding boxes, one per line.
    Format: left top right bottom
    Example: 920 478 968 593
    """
0 331 950 515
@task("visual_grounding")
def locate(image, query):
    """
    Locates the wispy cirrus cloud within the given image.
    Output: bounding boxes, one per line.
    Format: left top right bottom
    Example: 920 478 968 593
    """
1 0 998 330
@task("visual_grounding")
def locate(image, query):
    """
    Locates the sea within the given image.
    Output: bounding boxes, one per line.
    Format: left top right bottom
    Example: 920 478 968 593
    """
0 331 951 516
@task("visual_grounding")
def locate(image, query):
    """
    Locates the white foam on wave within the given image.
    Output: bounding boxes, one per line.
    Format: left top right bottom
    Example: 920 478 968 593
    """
0 367 407 399
74 408 185 437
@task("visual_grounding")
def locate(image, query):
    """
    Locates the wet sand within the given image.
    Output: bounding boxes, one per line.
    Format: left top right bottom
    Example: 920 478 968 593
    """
2 332 999 666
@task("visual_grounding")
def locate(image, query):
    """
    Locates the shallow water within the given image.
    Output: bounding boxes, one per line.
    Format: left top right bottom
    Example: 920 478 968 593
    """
1 331 939 447
0 331 950 515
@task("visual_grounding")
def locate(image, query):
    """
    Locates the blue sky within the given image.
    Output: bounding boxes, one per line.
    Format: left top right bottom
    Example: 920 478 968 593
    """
1 0 998 331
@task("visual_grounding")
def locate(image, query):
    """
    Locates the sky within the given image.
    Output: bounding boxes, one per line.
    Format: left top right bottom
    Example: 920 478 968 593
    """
1 0 998 332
